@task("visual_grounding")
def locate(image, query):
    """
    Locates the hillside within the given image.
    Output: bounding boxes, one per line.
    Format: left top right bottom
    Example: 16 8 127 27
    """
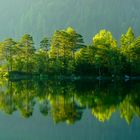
0 0 140 43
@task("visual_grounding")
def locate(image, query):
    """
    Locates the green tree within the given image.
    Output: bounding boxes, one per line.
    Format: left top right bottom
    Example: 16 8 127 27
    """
93 30 117 76
35 49 48 73
49 28 84 75
129 37 140 75
2 38 17 72
40 37 49 51
120 27 135 75
20 34 35 73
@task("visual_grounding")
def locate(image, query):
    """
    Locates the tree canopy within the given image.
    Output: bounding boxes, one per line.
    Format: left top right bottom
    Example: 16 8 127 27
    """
0 27 139 77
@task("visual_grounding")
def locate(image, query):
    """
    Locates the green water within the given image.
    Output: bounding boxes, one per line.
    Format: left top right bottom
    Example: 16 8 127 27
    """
0 79 140 140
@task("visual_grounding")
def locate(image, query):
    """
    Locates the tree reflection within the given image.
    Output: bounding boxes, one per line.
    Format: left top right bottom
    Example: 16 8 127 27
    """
0 79 139 124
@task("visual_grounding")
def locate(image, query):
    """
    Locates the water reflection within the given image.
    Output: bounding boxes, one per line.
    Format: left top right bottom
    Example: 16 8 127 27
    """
0 79 140 125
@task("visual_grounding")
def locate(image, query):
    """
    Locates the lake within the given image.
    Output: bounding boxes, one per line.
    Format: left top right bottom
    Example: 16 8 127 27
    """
0 79 140 140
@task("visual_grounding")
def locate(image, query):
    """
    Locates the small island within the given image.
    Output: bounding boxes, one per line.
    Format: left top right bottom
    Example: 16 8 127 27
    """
0 27 139 80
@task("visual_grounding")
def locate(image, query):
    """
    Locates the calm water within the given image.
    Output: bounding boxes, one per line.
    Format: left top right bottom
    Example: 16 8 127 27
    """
0 79 140 140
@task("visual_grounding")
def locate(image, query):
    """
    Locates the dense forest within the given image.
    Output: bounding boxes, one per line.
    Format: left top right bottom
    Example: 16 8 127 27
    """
0 0 140 43
0 27 139 77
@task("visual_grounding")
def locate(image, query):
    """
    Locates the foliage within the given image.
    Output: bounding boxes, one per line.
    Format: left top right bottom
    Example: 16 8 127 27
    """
0 27 139 76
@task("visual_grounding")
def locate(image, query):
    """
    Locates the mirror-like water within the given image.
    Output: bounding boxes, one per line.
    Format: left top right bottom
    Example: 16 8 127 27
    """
0 79 140 140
